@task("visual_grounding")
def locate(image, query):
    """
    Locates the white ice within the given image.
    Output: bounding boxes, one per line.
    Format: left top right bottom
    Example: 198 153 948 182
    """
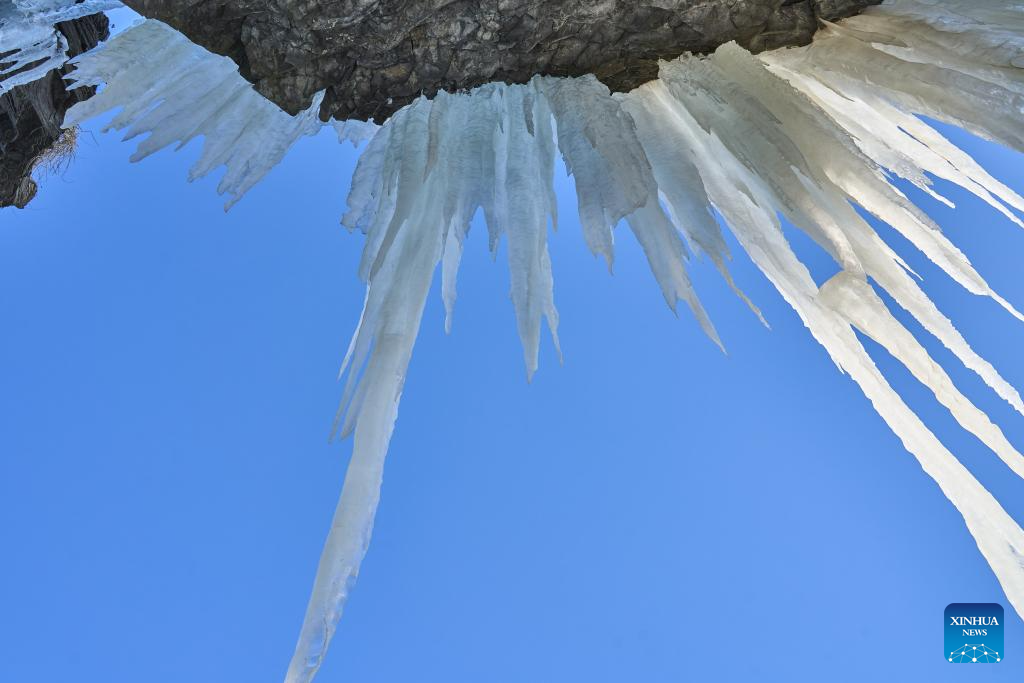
0 0 121 92
63 20 347 209
50 2 1024 681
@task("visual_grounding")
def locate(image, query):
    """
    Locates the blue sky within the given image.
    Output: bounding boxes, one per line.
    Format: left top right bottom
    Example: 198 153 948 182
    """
2 49 1024 681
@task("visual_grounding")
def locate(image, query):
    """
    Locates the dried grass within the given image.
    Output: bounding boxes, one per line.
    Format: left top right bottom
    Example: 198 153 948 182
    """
12 125 79 207
31 125 79 176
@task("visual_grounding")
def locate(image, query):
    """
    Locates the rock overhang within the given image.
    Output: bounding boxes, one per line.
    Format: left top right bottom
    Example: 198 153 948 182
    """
122 0 881 122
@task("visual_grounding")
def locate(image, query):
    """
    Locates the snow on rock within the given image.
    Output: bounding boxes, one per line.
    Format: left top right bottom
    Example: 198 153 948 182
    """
0 0 121 92
56 2 1024 680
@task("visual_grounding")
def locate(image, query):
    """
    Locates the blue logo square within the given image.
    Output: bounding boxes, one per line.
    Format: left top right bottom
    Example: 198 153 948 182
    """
945 603 1003 663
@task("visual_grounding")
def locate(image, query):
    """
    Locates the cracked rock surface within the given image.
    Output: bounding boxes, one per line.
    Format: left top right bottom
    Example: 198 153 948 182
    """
123 0 879 122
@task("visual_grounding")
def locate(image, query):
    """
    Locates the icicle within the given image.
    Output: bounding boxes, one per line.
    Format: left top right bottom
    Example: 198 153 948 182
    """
720 42 1024 415
542 75 731 343
625 198 723 348
540 76 650 269
332 119 378 147
818 272 1024 618
617 86 766 326
63 20 326 209
492 84 561 377
821 273 1024 479
763 16 1024 154
289 95 444 683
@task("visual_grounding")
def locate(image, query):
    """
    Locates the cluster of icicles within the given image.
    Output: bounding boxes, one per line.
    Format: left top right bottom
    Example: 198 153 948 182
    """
7 0 1024 680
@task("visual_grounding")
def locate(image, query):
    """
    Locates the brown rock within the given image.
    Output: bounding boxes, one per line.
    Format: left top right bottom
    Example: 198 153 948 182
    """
122 0 880 122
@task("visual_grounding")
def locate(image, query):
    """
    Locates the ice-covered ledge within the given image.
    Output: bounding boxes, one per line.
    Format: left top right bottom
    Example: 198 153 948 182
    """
0 12 111 208
121 0 880 122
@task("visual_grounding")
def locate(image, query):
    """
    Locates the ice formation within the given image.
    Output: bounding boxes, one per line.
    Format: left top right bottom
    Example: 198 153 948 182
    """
0 0 121 92
45 0 1024 680
61 20 370 209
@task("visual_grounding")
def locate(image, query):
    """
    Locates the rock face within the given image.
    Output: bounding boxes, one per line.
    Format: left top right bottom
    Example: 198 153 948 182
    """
0 13 110 208
123 0 880 122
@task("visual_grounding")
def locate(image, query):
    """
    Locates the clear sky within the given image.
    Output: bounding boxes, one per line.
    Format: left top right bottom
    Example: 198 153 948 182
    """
2 39 1024 682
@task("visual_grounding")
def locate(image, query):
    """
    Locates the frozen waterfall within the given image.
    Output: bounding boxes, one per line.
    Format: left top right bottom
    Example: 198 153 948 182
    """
39 0 1024 680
